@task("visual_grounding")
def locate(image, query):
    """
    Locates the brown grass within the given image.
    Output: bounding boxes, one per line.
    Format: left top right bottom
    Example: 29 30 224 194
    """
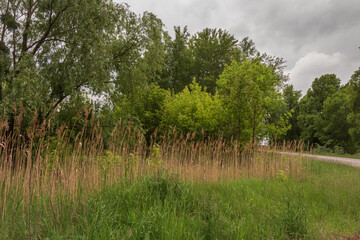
0 112 309 230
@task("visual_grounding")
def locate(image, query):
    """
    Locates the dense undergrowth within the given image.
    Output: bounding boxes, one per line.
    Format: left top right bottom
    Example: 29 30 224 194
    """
2 160 360 240
1 120 359 239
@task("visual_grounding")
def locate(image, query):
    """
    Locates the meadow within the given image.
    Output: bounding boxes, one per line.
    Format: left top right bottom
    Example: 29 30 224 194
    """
1 119 360 239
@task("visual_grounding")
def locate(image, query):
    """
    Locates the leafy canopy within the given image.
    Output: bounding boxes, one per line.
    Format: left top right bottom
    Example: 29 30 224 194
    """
161 79 225 136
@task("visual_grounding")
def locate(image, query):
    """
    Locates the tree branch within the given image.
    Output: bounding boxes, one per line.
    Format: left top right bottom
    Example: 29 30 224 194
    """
27 37 70 49
21 0 36 54
44 80 88 120
0 1 10 43
113 40 139 60
32 3 73 55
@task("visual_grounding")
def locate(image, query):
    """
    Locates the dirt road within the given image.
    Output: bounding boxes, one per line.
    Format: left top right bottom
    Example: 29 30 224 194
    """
278 152 360 168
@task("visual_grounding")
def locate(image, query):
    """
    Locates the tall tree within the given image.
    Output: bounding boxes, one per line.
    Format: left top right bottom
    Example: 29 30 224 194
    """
298 74 341 145
217 59 286 146
238 37 289 84
315 87 356 153
0 0 125 130
111 8 168 97
347 68 360 151
282 84 302 141
189 28 239 94
161 26 193 93
110 9 169 114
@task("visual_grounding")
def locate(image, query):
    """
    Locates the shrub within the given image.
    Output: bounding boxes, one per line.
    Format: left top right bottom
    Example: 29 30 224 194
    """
161 79 226 137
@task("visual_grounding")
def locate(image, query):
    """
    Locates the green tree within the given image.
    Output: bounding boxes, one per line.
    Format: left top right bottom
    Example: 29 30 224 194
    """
111 9 169 99
282 84 302 141
315 88 356 153
238 37 288 84
161 80 225 136
160 26 193 93
0 0 124 131
128 84 170 145
189 28 239 94
298 74 341 144
217 60 286 145
138 12 169 85
347 68 360 151
100 84 169 145
265 95 292 142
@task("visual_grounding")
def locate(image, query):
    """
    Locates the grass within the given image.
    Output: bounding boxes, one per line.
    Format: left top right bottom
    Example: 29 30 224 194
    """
1 115 360 239
2 162 359 239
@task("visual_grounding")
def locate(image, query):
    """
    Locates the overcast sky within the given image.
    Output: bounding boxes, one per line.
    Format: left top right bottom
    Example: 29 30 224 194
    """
116 0 360 93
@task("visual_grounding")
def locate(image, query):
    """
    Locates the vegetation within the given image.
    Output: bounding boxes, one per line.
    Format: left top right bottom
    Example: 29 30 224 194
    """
291 72 360 154
161 80 225 137
1 0 359 153
1 119 360 239
1 1 360 239
4 167 360 239
217 59 290 145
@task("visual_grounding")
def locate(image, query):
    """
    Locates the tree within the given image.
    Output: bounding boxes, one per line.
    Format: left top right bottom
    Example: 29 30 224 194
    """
238 37 289 84
161 80 225 137
160 26 193 93
347 68 360 151
111 8 169 99
298 74 341 144
127 84 169 145
138 12 169 85
282 84 302 141
0 0 125 131
189 28 239 94
217 59 286 146
348 68 360 113
315 88 356 153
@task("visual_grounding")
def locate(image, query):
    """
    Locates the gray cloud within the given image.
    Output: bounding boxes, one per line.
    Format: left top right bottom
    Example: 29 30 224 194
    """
116 0 360 92
286 52 359 92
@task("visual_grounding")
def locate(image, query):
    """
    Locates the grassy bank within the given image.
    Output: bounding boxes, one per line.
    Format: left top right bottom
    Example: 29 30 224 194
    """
1 159 360 239
1 122 359 239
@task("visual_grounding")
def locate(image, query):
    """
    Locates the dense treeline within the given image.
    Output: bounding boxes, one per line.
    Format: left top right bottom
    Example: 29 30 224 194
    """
0 1 359 153
283 71 360 154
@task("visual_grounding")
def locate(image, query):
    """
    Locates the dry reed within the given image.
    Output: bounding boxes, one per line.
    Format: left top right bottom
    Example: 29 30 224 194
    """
0 111 309 235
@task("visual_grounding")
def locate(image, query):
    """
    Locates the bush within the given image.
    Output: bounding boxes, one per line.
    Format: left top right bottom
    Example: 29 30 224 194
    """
161 79 226 137
313 143 332 154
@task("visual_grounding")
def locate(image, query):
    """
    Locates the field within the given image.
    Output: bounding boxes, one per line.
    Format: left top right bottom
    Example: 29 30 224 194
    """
1 122 360 239
1 1 360 239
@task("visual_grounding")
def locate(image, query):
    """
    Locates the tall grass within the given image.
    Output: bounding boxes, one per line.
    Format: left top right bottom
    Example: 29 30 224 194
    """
0 111 309 238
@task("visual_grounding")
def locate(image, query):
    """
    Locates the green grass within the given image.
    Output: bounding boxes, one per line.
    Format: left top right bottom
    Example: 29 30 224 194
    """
2 160 360 240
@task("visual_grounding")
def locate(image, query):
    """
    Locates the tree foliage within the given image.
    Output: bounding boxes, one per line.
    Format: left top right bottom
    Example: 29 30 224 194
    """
282 84 302 141
347 68 360 150
189 28 240 94
0 0 121 130
283 70 360 154
315 88 355 153
161 80 225 136
217 60 289 145
1 2 358 153
160 26 193 92
297 74 341 144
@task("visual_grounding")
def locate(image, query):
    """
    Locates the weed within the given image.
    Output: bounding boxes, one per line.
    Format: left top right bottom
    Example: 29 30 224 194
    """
277 170 287 182
279 188 308 239
1 117 359 239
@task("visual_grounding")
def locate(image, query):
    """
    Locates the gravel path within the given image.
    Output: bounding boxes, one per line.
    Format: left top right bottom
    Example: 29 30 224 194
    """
278 152 360 168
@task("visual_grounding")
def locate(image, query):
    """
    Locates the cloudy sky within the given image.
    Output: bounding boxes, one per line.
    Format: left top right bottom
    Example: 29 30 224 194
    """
116 0 360 93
